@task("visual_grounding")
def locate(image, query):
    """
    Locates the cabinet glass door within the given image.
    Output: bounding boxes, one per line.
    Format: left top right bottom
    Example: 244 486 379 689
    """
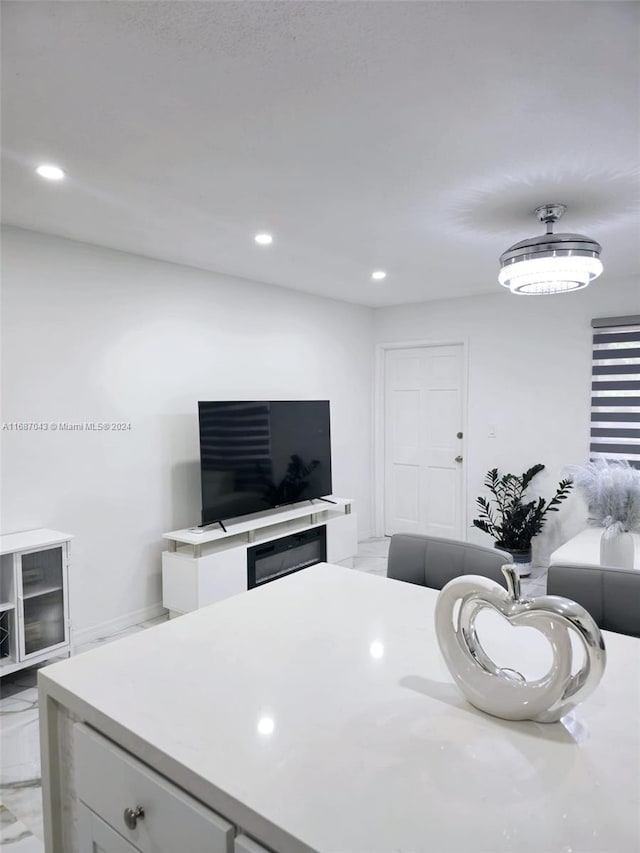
20 547 66 656
0 554 16 664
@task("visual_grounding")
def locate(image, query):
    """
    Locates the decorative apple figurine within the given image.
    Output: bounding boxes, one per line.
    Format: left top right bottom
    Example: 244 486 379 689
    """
434 565 606 723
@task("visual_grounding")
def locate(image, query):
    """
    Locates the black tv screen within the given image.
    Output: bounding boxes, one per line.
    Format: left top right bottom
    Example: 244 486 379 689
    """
198 400 332 524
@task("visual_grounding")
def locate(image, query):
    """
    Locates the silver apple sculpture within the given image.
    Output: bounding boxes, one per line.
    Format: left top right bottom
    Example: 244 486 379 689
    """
434 565 606 723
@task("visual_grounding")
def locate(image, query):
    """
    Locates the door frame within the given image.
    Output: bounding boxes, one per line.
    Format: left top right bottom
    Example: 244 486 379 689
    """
374 338 469 539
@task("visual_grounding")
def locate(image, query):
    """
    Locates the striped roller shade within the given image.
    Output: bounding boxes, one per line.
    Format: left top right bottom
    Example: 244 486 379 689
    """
591 315 640 468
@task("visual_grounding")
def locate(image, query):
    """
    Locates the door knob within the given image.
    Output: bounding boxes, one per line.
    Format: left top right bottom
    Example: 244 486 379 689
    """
455 455 463 463
123 806 145 830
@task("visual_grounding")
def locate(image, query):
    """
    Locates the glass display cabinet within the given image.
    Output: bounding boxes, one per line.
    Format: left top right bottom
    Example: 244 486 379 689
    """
0 529 72 677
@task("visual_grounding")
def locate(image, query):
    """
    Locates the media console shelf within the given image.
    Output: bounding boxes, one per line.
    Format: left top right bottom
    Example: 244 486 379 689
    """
162 497 357 615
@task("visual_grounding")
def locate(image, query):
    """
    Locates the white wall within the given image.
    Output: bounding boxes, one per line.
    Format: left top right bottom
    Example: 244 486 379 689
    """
1 226 375 637
374 276 640 563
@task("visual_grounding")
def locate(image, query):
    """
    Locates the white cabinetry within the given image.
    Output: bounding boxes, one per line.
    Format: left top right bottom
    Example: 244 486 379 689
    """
79 808 139 853
0 529 72 676
235 836 272 853
75 724 235 853
74 723 273 853
162 497 357 615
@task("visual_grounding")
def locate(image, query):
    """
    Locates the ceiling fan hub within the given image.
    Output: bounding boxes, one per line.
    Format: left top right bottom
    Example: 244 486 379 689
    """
535 203 567 225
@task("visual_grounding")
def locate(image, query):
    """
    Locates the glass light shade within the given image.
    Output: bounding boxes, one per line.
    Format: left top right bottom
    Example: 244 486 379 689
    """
498 255 603 295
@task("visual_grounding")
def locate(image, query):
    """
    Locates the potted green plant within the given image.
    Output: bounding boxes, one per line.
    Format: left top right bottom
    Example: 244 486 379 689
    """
473 464 573 576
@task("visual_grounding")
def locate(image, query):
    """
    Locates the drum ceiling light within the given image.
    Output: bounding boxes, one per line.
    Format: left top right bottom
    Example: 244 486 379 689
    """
498 204 603 295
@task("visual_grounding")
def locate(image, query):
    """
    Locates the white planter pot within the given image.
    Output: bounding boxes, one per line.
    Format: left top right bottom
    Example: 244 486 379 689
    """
495 544 531 578
600 529 635 569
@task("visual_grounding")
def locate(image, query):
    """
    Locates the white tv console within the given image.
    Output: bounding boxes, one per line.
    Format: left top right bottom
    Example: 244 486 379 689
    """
162 497 357 616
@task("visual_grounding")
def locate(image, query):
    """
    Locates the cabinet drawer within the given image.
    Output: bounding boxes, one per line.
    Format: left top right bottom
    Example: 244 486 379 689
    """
235 835 273 853
74 724 234 853
79 804 139 852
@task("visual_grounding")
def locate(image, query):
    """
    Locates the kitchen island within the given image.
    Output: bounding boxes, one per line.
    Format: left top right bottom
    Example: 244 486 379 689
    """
39 563 640 852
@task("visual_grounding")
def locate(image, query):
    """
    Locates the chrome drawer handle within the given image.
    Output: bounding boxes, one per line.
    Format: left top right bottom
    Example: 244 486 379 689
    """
123 805 145 830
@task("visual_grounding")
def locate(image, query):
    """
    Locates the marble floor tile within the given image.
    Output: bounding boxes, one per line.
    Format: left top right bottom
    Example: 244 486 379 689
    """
0 804 43 851
0 781 44 842
0 672 40 700
0 701 41 785
350 555 388 575
0 681 43 841
521 580 548 599
74 623 146 656
354 537 390 559
1 670 38 690
139 613 170 629
0 688 39 711
73 638 109 655
348 538 391 577
520 566 548 599
528 565 549 582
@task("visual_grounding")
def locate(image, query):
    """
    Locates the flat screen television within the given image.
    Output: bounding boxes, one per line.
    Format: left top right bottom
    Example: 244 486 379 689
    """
198 400 332 525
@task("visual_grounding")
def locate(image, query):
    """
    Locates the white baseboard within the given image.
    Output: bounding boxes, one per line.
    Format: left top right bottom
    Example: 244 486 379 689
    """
71 602 168 647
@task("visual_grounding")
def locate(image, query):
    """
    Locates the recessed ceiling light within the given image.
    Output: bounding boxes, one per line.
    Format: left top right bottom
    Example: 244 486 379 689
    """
36 164 65 181
254 233 273 246
369 641 385 659
257 716 275 735
371 270 387 281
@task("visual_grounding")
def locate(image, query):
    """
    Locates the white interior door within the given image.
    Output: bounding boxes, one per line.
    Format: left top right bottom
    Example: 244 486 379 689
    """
384 345 464 538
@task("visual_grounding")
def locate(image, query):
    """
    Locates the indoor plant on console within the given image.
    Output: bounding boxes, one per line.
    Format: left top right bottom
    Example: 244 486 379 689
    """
473 464 573 577
564 458 640 569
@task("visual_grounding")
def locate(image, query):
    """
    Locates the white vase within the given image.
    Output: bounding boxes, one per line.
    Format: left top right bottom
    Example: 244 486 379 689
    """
600 529 635 569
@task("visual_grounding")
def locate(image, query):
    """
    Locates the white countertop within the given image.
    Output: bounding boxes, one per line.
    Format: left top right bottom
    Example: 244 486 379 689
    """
550 527 640 568
40 564 640 853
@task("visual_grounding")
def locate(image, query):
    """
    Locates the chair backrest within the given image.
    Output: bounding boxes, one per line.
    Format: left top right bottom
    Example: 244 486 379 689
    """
547 563 640 638
387 533 512 591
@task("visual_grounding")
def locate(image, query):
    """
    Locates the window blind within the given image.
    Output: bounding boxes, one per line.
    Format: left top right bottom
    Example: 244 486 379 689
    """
590 315 640 468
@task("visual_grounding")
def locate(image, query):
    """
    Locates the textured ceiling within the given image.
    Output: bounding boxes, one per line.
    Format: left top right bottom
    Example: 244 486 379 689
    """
2 1 639 307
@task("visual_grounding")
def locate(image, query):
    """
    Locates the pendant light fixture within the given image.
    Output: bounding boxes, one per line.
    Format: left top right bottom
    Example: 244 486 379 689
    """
498 204 603 295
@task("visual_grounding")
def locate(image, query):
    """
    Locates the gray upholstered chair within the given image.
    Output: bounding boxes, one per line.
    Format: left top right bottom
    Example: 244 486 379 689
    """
547 563 640 638
387 533 512 591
